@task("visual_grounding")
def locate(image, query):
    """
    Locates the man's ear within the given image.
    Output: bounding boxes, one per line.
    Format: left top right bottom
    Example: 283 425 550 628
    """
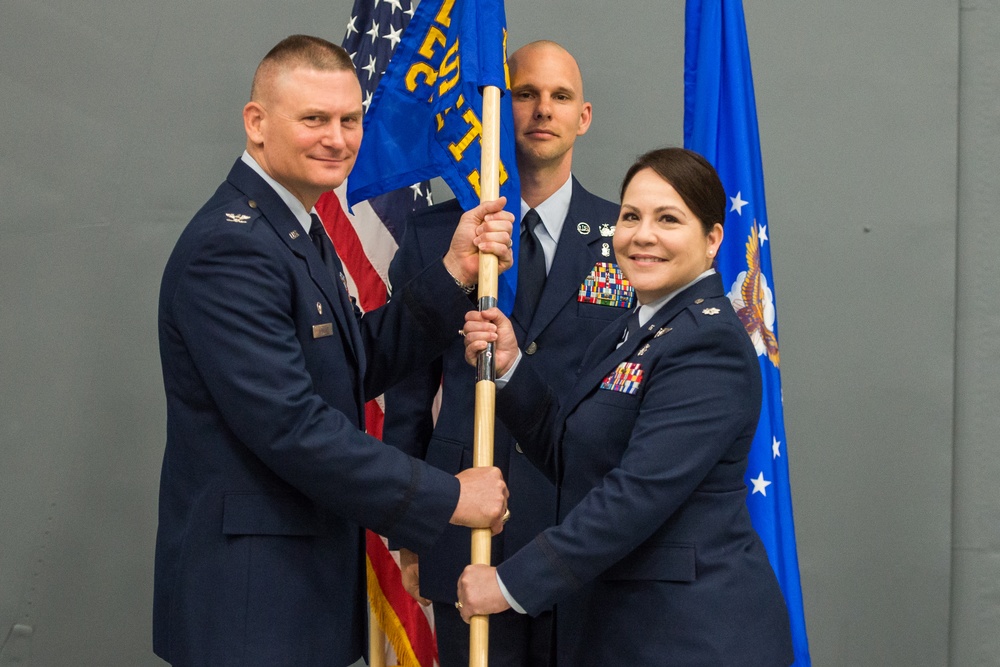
576 101 593 137
243 102 265 145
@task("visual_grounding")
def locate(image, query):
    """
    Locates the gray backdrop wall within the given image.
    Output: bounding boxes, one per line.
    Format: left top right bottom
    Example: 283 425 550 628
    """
0 0 994 665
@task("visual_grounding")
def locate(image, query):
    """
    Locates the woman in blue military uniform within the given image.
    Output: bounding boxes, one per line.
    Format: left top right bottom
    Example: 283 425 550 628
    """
457 147 794 666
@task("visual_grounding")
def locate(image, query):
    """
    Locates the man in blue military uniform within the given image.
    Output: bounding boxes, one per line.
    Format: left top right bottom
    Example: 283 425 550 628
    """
383 41 632 667
153 35 512 667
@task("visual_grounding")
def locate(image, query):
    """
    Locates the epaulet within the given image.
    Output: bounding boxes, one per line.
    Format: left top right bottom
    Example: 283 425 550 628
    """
218 198 263 228
686 295 729 320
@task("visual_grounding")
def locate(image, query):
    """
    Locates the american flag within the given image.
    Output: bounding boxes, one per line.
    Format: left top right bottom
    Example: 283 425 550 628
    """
315 0 432 318
314 1 438 665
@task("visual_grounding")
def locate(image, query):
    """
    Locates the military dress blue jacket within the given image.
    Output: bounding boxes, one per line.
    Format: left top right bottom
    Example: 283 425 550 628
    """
154 159 472 667
496 273 795 667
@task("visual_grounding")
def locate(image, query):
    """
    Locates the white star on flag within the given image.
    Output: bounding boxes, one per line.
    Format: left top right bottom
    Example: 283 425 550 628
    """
730 191 748 215
345 16 358 37
384 25 403 49
385 0 403 11
750 471 772 496
772 436 781 459
362 55 378 79
366 20 380 43
759 223 769 246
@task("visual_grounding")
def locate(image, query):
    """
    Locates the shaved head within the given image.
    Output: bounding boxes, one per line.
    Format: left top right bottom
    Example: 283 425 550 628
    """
509 40 585 98
506 40 592 202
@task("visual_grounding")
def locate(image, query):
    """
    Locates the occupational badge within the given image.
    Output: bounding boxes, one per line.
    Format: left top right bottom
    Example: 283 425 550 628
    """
577 222 591 235
599 223 615 237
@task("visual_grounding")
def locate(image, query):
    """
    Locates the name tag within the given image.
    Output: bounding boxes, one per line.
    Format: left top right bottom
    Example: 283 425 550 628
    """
312 323 333 339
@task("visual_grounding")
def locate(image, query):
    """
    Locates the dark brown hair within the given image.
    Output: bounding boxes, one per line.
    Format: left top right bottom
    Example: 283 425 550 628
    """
619 147 726 234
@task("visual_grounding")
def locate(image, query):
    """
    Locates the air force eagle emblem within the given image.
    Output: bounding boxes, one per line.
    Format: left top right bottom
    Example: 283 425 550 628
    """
727 223 780 367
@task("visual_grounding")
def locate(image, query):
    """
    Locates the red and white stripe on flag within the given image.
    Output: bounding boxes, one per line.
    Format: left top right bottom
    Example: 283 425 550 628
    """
314 187 439 667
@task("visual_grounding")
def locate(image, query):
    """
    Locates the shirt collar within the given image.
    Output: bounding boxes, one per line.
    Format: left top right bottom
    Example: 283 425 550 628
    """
637 269 717 327
520 174 573 239
241 151 318 234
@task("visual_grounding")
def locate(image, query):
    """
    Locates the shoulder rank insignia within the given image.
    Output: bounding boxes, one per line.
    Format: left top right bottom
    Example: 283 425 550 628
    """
226 213 251 224
599 223 615 237
702 307 721 316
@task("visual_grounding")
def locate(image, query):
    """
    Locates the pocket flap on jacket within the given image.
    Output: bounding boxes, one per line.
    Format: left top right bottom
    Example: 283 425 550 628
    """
222 493 321 536
602 543 696 582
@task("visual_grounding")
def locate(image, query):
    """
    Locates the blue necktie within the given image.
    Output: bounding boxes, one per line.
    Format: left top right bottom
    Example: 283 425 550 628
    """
619 307 641 348
308 213 341 281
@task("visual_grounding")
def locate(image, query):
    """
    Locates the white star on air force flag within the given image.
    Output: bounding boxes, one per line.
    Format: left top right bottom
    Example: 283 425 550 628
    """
750 471 772 497
730 191 748 215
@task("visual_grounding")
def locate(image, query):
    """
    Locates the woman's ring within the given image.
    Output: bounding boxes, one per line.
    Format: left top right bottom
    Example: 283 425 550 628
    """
502 508 511 523
455 601 463 609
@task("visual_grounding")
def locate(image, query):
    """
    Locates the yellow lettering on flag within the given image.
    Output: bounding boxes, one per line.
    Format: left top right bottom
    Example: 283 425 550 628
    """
438 40 461 96
448 108 483 162
434 0 456 28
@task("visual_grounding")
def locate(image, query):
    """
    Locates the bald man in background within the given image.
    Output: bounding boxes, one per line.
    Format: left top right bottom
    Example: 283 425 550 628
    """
384 41 633 667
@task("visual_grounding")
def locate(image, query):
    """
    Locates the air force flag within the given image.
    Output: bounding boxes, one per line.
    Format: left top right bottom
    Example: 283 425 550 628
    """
685 1 811 664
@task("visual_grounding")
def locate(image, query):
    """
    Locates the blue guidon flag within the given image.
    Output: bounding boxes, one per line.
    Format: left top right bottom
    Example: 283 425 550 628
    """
347 0 521 313
684 1 812 664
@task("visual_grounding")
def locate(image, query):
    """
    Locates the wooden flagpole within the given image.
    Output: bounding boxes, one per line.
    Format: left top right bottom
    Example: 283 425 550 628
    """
369 606 387 667
469 84 502 667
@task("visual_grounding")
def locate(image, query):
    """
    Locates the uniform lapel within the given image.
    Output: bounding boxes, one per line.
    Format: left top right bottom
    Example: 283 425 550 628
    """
526 180 610 342
317 233 367 383
560 274 726 420
227 161 366 391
